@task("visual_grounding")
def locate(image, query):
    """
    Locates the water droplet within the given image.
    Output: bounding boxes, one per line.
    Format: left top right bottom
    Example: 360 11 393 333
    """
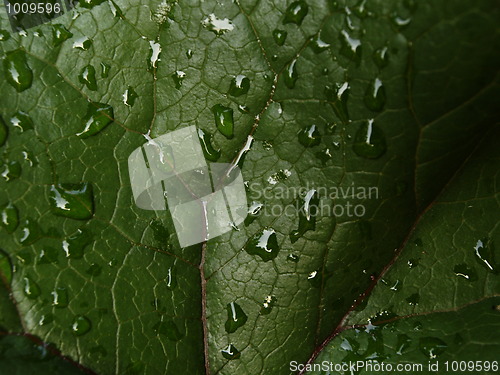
473 239 498 273
22 150 37 167
272 29 287 46
290 189 319 243
171 70 186 89
419 337 447 359
10 111 34 132
260 295 277 315
197 129 221 162
244 201 263 226
315 148 332 165
339 30 361 63
39 313 53 326
0 29 10 41
48 183 94 220
98 62 111 78
148 40 162 71
405 293 419 305
228 75 250 97
1 160 21 182
232 134 254 169
407 258 419 268
453 263 478 281
310 33 330 53
369 310 397 325
389 279 401 291
71 315 91 336
3 49 33 92
19 218 42 245
72 36 92 50
211 104 234 139
153 319 183 341
325 82 349 123
62 229 92 259
246 228 280 261
283 59 298 89
373 46 389 68
221 344 241 360
353 119 386 159
77 102 114 138
298 124 321 147
283 1 309 26
308 270 322 288
202 14 234 35
78 65 97 91
123 86 138 107
391 14 411 30
109 0 124 18
0 202 19 233
52 24 73 46
225 302 248 333
165 267 177 290
395 334 411 355
37 247 58 265
86 263 102 276
287 253 299 262
0 116 7 146
51 287 69 308
186 49 193 59
364 78 386 111
23 276 41 299
267 169 291 185
352 0 368 18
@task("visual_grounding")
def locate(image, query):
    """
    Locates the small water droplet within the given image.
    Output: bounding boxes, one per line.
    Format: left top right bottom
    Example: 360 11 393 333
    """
100 62 111 78
202 13 234 35
86 263 102 276
287 253 299 262
453 263 478 281
405 293 419 305
308 270 322 288
364 78 386 111
123 86 138 107
38 313 53 326
272 29 287 46
72 36 92 50
221 344 241 360
246 228 280 261
325 82 350 123
78 65 98 91
0 202 19 233
407 258 419 268
267 169 291 185
244 201 263 226
298 124 321 147
395 334 411 355
339 30 361 63
391 14 411 30
369 310 397 325
419 337 447 359
228 75 250 97
37 247 58 264
473 239 498 273
310 33 330 53
290 189 319 243
62 228 92 259
51 287 69 308
10 111 34 132
0 116 7 146
389 279 401 291
21 150 37 167
238 104 250 113
315 148 332 165
197 128 221 162
373 46 389 68
153 319 183 341
352 0 368 18
283 59 298 89
283 0 309 26
71 315 91 336
225 302 248 333
52 24 73 46
1 160 22 182
353 119 386 159
211 104 234 139
77 102 114 138
23 276 41 299
171 70 186 89
186 49 193 59
3 49 33 92
48 183 94 220
19 218 42 245
260 295 277 315
165 267 177 290
0 29 11 41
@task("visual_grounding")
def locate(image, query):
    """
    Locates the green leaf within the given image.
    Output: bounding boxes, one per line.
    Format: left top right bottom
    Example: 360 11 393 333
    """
0 0 498 374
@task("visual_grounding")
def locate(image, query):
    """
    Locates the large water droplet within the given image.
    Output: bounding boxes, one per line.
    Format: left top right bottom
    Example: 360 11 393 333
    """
325 82 349 123
171 70 186 89
373 46 389 68
52 24 73 46
153 320 183 341
283 1 309 26
315 148 332 165
419 337 447 359
0 202 19 233
148 40 162 70
72 36 92 50
78 65 97 91
71 315 91 336
202 14 234 35
364 78 386 111
1 160 22 182
0 116 7 146
391 14 411 30
246 228 280 261
353 119 386 159
211 104 234 139
310 33 330 53
453 263 478 281
123 86 138 107
48 183 94 220
473 239 498 273
228 75 250 97
77 102 114 138
298 124 321 147
19 218 42 245
23 276 41 299
51 287 69 308
272 29 287 46
37 247 59 265
3 49 33 92
197 128 221 162
339 30 361 63
10 111 34 132
221 344 241 360
290 189 319 243
62 228 92 259
260 295 277 315
284 59 298 89
225 302 248 333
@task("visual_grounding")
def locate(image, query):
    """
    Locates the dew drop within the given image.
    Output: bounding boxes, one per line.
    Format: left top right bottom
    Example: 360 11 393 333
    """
77 102 114 138
153 320 183 341
100 62 111 78
419 337 447 359
272 29 287 46
339 30 361 63
123 86 138 107
78 65 97 91
202 14 234 35
109 0 124 18
148 40 161 70
48 183 94 220
3 49 33 92
51 287 69 308
284 59 298 89
10 111 34 132
315 148 332 165
19 218 42 245
0 116 7 146
290 189 319 243
1 160 22 182
283 0 309 26
186 49 193 59
71 315 91 336
171 70 186 89
211 104 234 139
391 14 412 30
72 36 92 50
308 270 322 288
221 344 241 360
453 263 478 281
244 201 263 226
298 124 321 147
37 247 58 265
310 33 330 53
197 128 221 162
260 295 277 315
62 228 92 259
0 202 19 233
395 334 411 355
267 169 291 185
353 119 386 159
246 228 280 262
165 267 177 290
473 239 498 273
238 104 250 113
22 150 37 167
228 75 250 97
325 82 349 123
405 293 419 305
0 29 10 41
373 46 389 68
0 250 12 283
38 313 53 326
52 24 73 46
364 78 386 112
23 276 41 299
287 253 299 262
225 302 248 333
